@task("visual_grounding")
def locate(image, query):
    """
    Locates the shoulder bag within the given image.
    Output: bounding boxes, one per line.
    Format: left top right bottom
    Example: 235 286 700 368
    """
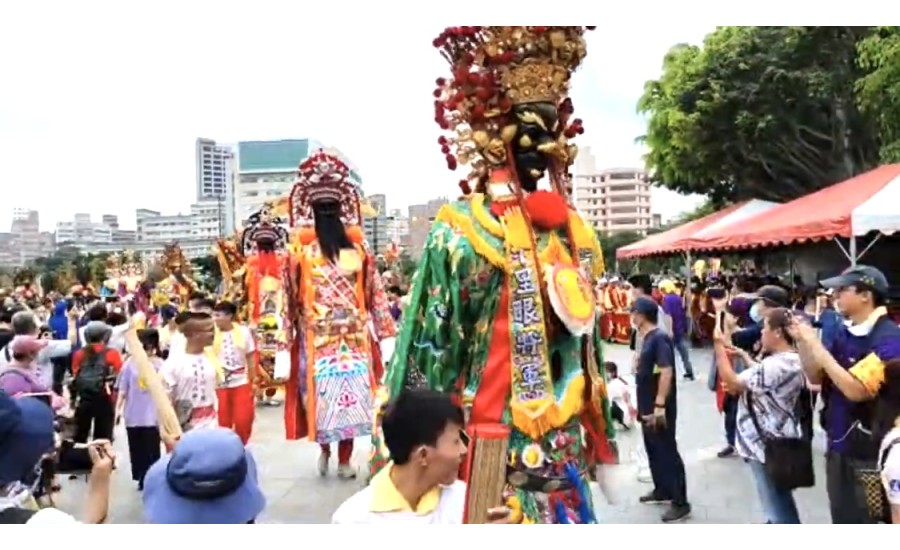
746 388 815 490
855 436 900 524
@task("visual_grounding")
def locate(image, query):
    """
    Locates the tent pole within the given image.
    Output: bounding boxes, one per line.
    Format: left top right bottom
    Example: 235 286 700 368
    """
856 234 882 263
683 250 693 339
849 237 858 267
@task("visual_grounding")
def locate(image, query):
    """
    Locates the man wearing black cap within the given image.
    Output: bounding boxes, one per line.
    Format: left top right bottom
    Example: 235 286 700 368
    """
630 296 690 522
789 265 900 523
715 284 791 458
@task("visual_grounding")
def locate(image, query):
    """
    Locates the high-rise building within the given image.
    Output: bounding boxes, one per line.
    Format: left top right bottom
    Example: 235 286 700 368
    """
363 194 389 255
385 208 409 247
8 209 51 265
196 138 234 199
235 139 361 226
196 138 236 236
572 147 657 236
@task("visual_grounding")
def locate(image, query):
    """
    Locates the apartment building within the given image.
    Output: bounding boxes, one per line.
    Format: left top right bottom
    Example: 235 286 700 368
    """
8 209 53 265
572 147 657 236
235 139 362 227
136 199 221 243
385 208 409 246
406 198 448 259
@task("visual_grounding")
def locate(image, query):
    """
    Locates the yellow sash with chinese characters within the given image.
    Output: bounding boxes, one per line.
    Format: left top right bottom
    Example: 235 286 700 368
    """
209 327 246 385
501 207 558 440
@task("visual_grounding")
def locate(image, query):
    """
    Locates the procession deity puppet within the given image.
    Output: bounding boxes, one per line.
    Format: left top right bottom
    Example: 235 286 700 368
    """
241 205 291 402
371 26 614 524
120 251 145 294
283 149 397 480
155 243 197 309
213 234 247 305
100 255 122 299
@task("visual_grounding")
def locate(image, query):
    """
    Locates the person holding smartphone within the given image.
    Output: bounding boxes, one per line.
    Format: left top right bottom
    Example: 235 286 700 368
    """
0 392 114 524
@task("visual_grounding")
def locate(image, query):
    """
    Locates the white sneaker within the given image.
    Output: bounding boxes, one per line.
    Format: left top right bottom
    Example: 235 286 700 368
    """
337 464 357 479
318 452 330 477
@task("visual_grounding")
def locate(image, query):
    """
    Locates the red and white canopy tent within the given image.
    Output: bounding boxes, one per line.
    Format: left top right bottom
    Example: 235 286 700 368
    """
616 199 779 260
679 164 900 265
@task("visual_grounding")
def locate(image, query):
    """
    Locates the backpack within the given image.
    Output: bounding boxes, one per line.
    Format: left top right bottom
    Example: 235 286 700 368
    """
73 347 112 400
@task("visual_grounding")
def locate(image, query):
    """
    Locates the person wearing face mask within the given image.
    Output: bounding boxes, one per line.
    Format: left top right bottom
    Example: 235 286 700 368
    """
631 296 691 523
715 285 791 458
713 308 811 523
788 265 900 523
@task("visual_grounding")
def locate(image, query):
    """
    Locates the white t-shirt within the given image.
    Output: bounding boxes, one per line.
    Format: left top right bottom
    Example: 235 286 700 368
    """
167 331 187 359
880 426 900 507
160 352 219 430
607 377 636 425
217 326 256 389
331 480 467 524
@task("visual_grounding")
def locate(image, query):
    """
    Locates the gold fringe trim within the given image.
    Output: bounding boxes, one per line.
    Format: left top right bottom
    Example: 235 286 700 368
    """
509 372 585 440
471 194 504 238
538 233 573 266
500 207 533 250
436 204 507 269
567 211 605 276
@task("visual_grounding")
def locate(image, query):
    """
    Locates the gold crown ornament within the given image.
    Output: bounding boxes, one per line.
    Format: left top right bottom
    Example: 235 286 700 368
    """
432 26 594 193
289 149 362 229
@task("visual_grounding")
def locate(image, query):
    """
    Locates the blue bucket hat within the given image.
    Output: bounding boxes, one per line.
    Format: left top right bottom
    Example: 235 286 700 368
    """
0 392 55 485
142 428 266 524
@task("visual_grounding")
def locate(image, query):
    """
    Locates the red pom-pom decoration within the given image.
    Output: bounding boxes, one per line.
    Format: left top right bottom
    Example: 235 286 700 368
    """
525 190 569 231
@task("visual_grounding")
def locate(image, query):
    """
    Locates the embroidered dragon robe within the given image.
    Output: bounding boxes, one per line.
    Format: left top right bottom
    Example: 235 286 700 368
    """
372 194 615 524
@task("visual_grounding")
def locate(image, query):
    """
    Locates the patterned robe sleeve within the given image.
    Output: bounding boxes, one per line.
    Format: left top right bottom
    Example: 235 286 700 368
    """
383 220 468 398
364 246 397 341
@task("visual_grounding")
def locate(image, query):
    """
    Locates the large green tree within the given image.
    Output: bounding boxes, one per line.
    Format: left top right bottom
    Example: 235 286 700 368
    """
638 26 880 205
856 26 900 162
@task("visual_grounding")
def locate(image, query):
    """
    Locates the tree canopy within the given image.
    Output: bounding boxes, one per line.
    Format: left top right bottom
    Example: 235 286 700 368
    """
638 26 884 206
856 26 900 162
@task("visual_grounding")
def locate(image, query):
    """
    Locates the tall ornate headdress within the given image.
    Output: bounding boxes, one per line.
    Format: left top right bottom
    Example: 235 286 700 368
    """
432 26 594 194
241 205 289 256
289 149 361 228
105 254 121 275
162 243 191 275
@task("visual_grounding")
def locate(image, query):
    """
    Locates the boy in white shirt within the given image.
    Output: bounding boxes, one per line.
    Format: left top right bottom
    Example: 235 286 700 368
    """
605 361 637 430
212 301 256 445
331 389 508 524
160 312 219 438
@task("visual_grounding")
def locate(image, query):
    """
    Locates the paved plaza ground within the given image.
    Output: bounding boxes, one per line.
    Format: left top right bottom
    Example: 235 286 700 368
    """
53 344 831 523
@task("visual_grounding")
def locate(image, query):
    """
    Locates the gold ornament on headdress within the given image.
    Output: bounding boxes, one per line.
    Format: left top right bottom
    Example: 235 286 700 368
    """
431 26 594 192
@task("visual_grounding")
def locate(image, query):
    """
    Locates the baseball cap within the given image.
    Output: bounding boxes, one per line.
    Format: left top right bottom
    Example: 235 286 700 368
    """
142 428 266 524
83 321 112 343
748 285 790 308
0 392 55 485
630 296 659 316
820 265 889 298
9 335 48 356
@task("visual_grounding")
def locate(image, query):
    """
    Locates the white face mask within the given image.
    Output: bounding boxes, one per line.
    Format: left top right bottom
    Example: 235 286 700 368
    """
749 303 763 324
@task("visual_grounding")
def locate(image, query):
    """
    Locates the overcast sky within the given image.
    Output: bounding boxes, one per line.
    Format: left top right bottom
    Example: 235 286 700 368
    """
0 4 711 231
